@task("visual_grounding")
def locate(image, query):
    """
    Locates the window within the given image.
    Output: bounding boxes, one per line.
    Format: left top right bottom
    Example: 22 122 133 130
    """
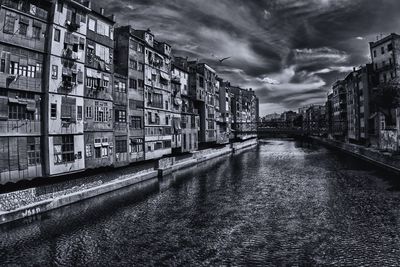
199 76 204 87
86 106 92 118
152 74 157 82
32 26 41 39
77 106 82 120
19 65 27 76
54 135 75 164
116 140 127 153
57 1 63 12
130 138 143 153
129 79 137 89
4 12 16 34
27 137 40 166
9 103 34 120
129 59 137 69
166 116 169 125
52 65 58 79
88 18 96 31
165 100 169 110
94 101 110 122
137 79 144 88
138 63 144 72
150 93 163 108
130 116 142 129
381 46 385 54
0 59 5 73
115 110 126 123
18 21 27 36
51 104 57 119
27 65 36 78
388 43 393 51
10 62 19 75
54 29 61 42
138 44 144 53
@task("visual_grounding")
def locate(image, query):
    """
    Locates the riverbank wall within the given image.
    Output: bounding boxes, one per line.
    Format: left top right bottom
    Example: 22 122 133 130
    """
311 137 400 173
0 138 258 225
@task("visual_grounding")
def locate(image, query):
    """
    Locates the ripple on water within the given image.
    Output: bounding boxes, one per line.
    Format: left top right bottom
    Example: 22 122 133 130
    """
1 140 400 266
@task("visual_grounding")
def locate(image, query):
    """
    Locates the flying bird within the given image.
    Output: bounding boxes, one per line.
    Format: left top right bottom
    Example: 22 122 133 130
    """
219 57 231 63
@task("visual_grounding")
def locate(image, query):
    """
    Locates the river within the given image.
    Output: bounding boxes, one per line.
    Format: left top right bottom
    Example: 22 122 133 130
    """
1 139 400 266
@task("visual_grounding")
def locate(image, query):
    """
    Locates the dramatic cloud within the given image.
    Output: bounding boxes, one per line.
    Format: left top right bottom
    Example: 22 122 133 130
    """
98 0 400 115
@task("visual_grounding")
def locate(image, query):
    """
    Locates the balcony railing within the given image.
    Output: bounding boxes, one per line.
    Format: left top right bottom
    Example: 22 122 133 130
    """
0 120 41 136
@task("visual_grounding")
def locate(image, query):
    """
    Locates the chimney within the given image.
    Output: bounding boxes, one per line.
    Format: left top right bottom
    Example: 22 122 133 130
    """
100 8 105 15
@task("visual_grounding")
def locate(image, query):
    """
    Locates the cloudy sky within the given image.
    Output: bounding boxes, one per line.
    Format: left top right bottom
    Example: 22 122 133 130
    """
99 0 400 115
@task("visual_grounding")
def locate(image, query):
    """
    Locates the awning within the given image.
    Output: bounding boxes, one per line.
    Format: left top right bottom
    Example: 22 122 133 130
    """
88 44 95 49
102 142 109 146
103 75 110 81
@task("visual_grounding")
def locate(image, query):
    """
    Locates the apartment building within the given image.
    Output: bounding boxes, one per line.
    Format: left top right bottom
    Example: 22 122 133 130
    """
332 80 347 140
369 33 400 84
172 63 199 153
113 73 129 167
0 0 51 183
135 29 173 160
43 0 91 176
216 78 232 144
230 86 258 140
83 3 115 169
114 26 145 163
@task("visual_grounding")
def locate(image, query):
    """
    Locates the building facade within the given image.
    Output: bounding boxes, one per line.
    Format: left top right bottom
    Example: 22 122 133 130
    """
114 26 145 163
43 0 91 177
137 30 173 160
172 63 199 153
0 0 52 183
332 80 347 140
83 3 115 170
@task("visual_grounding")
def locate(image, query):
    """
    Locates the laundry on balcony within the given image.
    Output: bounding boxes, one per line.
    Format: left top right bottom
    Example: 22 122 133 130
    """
62 68 73 77
72 35 79 44
174 98 182 106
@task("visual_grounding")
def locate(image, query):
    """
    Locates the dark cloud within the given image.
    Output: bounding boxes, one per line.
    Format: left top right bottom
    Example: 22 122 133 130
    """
97 0 400 115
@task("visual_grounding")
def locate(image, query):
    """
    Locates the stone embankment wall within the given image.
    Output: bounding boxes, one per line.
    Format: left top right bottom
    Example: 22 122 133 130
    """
312 137 400 173
0 139 258 225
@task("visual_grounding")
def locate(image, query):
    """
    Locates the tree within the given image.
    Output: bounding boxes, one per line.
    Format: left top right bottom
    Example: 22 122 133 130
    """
372 79 400 126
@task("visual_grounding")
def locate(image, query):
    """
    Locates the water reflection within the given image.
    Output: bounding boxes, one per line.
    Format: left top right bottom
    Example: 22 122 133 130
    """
1 140 400 266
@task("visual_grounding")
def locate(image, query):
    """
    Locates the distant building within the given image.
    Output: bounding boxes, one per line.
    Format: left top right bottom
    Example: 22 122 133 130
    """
369 33 400 84
216 78 233 144
332 80 347 140
230 86 258 140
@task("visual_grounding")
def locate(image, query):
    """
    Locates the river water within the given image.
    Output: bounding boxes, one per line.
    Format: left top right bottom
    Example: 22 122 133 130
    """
1 139 400 266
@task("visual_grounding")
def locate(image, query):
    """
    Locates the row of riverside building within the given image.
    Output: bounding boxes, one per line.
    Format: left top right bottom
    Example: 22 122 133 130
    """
0 0 259 184
271 32 400 152
325 33 400 151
